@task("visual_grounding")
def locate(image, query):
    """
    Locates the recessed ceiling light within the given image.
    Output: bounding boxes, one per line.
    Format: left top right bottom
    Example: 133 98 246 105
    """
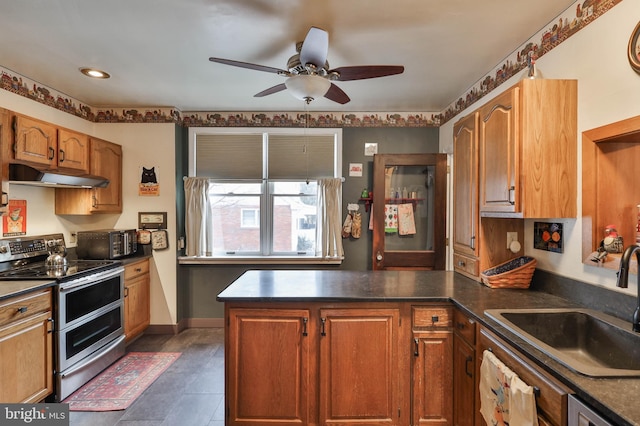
79 67 110 79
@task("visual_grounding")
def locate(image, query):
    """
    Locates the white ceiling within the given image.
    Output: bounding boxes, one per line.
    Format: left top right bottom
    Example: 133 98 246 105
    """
0 0 576 113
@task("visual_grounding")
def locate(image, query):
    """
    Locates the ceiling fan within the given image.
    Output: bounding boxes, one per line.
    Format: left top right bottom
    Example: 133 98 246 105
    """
209 27 405 105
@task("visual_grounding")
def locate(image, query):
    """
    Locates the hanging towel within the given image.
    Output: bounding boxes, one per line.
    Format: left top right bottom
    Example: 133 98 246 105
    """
480 350 538 426
384 204 398 233
397 203 416 235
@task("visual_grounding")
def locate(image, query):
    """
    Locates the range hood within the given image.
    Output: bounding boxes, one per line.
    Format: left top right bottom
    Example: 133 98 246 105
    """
9 164 110 188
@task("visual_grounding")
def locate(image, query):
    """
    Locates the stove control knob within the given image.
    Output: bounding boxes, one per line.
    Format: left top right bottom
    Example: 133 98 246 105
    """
0 246 7 254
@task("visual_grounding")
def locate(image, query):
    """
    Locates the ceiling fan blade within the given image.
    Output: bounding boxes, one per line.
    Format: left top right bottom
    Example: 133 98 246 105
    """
324 83 350 104
300 27 329 68
330 65 405 81
209 57 288 75
254 83 287 97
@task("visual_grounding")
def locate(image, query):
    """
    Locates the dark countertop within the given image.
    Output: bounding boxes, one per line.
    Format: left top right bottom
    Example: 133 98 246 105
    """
217 269 639 426
0 279 56 301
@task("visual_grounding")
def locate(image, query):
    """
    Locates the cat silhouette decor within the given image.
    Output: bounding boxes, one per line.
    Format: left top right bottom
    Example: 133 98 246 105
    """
139 166 159 196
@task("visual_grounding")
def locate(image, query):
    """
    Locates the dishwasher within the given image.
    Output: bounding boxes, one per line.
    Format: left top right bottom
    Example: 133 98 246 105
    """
568 395 614 426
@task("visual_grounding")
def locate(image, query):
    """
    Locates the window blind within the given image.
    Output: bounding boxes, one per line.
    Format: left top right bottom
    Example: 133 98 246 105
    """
195 134 263 179
268 134 335 179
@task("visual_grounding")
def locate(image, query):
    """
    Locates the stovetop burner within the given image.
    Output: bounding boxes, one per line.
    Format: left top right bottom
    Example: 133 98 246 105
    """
0 259 118 279
0 233 121 281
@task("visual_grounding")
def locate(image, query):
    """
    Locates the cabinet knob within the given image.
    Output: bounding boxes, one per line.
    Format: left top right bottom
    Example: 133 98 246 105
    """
376 252 383 261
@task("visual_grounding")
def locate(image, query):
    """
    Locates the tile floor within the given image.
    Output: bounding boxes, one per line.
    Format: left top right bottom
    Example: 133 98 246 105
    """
69 328 225 426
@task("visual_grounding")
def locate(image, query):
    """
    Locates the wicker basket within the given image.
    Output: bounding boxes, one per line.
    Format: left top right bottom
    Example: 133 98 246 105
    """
480 256 537 289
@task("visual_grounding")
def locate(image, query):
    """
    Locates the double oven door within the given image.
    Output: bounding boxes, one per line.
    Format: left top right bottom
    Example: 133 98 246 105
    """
56 266 125 373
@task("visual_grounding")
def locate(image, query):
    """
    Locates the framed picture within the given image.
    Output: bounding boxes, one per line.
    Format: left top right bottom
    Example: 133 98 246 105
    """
628 21 640 74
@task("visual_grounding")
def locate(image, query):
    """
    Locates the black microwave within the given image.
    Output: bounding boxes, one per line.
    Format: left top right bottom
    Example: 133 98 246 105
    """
76 229 137 259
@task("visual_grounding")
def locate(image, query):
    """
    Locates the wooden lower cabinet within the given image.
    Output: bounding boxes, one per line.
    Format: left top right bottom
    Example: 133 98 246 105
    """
412 306 453 426
0 288 53 403
225 302 465 426
226 307 312 425
124 259 150 342
453 309 477 426
478 327 572 426
319 308 402 425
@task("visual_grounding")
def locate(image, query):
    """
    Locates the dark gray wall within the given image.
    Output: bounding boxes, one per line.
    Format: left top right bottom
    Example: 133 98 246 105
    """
177 126 440 320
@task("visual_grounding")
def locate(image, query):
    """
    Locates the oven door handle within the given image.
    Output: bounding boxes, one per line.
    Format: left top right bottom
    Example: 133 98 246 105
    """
59 267 124 292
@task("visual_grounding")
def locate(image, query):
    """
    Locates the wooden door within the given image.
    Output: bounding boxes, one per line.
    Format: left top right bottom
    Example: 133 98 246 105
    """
453 333 476 426
372 154 447 270
227 308 311 425
479 87 519 213
453 112 479 277
90 137 122 212
319 308 403 425
412 330 453 425
13 114 57 168
57 128 89 173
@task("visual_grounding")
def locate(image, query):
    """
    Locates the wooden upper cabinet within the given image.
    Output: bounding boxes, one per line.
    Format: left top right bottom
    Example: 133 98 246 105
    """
90 137 122 212
55 137 122 214
453 112 479 260
12 114 57 168
12 114 90 174
479 79 577 218
479 88 519 214
57 128 89 173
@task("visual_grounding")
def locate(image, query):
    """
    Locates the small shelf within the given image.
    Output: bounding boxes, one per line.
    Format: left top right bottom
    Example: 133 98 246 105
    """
358 197 424 212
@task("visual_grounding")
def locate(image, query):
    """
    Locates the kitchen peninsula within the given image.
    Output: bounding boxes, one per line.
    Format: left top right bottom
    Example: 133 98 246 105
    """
217 270 640 426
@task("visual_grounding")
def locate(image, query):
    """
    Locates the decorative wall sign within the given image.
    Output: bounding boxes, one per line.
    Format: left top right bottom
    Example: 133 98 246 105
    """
3 200 26 237
628 21 640 74
138 212 167 229
139 166 159 196
364 143 378 156
533 222 563 253
349 163 363 177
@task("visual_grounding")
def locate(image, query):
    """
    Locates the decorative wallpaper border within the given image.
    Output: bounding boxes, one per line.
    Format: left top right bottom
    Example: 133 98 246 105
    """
0 0 623 128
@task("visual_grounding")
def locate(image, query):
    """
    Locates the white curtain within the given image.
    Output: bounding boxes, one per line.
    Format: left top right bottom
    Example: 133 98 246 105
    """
317 178 344 259
184 177 214 256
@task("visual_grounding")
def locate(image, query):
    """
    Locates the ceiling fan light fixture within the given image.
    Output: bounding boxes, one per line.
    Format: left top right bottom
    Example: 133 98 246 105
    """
285 74 331 103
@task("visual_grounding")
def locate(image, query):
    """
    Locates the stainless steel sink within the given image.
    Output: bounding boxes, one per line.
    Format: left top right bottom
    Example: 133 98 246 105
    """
484 308 640 377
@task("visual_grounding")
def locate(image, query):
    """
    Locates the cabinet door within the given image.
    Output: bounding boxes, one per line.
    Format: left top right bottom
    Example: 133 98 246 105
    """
227 308 311 425
479 87 519 213
0 311 53 403
453 112 479 259
319 308 403 425
412 330 453 426
372 153 447 270
0 109 9 215
453 334 475 426
13 115 57 167
57 128 89 173
90 137 122 212
124 272 150 342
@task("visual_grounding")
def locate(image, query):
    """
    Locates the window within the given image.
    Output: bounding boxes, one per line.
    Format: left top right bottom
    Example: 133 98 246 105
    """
188 128 342 259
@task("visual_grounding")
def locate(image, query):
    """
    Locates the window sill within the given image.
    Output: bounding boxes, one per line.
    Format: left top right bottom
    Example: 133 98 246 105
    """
178 256 343 265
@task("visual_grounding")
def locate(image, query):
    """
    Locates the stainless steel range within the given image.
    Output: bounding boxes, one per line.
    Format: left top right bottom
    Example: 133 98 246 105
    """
0 233 125 402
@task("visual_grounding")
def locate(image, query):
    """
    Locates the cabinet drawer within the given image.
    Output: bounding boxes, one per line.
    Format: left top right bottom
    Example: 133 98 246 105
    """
453 309 476 345
0 289 51 328
125 259 150 280
453 252 478 276
412 306 452 328
479 328 572 426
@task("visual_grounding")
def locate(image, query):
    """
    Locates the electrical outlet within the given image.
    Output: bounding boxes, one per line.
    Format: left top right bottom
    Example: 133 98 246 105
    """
69 233 77 244
506 232 518 250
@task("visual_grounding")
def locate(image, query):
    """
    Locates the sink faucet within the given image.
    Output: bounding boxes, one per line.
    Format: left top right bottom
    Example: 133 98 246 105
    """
616 244 640 332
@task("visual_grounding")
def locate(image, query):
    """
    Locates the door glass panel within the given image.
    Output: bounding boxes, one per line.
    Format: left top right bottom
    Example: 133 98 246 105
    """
384 165 435 251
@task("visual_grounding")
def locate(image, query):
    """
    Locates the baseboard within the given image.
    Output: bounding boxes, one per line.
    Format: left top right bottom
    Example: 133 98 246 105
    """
145 318 224 335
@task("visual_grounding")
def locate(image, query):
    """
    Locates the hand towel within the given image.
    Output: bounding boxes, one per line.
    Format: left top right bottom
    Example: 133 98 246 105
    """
480 350 538 426
384 204 398 233
397 203 416 235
